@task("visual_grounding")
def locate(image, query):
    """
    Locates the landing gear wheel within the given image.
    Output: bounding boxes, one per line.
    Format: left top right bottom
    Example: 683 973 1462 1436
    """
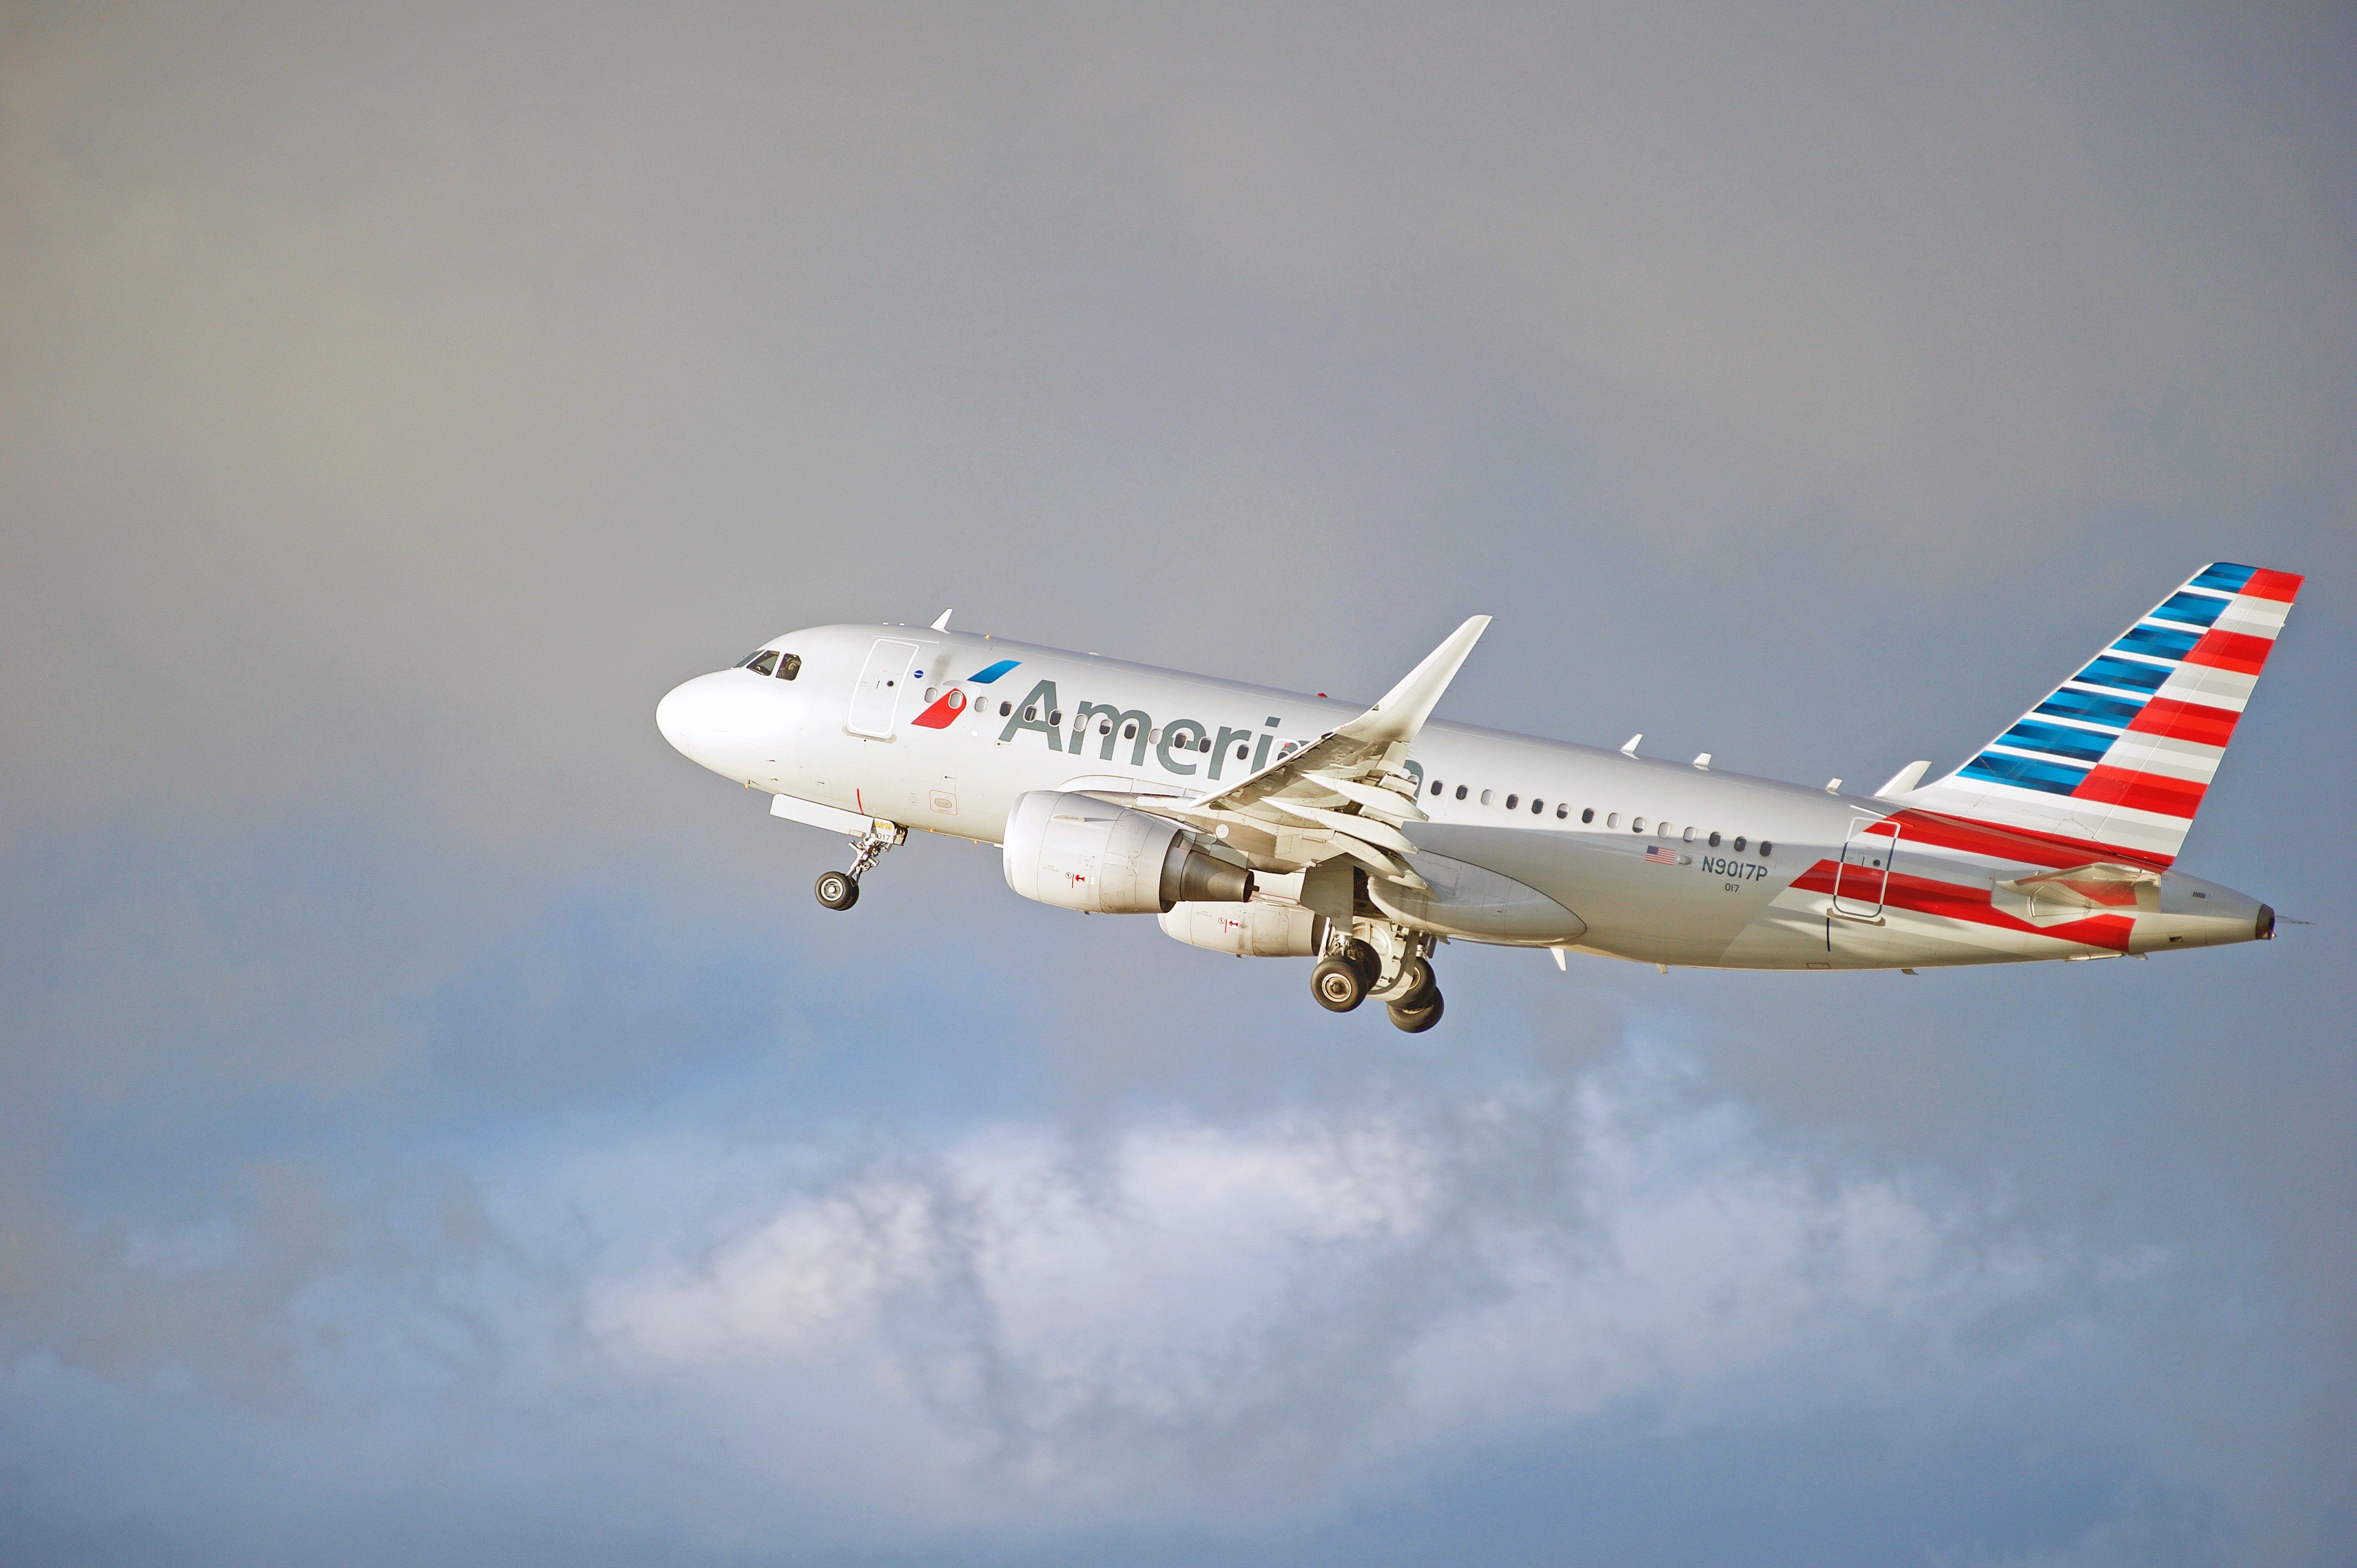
814 870 860 910
1391 957 1437 1010
1387 988 1444 1033
1311 957 1368 1013
1341 939 1381 991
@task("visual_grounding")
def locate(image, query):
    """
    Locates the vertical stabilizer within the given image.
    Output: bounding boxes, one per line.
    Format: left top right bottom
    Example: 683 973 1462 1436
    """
1893 563 2303 865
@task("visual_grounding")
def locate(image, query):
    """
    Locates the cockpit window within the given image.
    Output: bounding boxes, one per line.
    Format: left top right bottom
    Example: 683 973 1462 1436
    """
747 650 780 677
775 653 801 680
735 649 765 667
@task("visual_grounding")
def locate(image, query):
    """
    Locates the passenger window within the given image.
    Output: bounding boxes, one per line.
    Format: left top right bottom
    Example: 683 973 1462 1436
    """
1532 798 1544 814
1455 785 1468 801
1632 817 1646 832
1480 790 1494 806
1123 722 1137 739
1556 803 1568 819
1430 780 1443 796
1732 835 1746 852
1581 808 1594 824
1505 794 1519 809
999 701 1012 717
1048 709 1062 725
1025 706 1038 721
778 653 801 680
748 651 780 677
1708 831 1721 848
1607 813 1619 828
1235 744 1248 760
1759 840 1773 856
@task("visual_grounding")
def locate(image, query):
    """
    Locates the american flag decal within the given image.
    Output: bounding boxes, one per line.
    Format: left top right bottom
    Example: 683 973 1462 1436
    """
1644 845 1679 865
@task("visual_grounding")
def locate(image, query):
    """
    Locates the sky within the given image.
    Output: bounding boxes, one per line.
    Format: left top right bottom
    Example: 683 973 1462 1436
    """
2 3 2352 1564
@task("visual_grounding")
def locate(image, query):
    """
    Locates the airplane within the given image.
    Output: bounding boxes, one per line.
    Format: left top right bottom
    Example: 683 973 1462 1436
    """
655 563 2299 1030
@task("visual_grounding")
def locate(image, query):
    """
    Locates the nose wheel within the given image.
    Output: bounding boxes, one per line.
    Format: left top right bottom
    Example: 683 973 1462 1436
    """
813 822 903 912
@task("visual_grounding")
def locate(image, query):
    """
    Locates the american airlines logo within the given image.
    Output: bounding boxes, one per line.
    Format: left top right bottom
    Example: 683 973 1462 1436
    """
915 661 1312 785
909 658 1021 728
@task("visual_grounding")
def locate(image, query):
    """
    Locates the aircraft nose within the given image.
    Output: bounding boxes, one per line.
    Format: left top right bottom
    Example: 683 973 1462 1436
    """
655 672 738 769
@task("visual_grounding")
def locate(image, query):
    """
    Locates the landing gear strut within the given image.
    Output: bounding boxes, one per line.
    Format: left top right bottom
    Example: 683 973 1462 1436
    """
814 822 903 912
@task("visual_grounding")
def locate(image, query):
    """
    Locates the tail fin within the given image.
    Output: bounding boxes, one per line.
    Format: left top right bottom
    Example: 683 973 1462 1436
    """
1894 562 2304 866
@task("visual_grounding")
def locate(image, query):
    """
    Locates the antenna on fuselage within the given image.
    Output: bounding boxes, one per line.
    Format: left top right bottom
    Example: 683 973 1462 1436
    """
930 608 953 631
1620 734 1642 756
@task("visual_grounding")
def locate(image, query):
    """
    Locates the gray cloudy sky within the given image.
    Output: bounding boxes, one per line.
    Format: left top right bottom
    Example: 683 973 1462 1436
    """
3 4 2352 1564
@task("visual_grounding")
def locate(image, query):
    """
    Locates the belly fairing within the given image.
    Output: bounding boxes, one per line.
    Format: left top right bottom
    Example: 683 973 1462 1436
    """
1365 849 1587 945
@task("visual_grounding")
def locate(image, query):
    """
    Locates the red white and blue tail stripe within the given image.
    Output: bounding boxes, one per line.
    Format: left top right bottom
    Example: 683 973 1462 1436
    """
1893 563 2303 865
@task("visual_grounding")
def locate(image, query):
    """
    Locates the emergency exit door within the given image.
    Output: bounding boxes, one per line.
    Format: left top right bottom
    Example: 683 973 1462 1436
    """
1832 816 1900 917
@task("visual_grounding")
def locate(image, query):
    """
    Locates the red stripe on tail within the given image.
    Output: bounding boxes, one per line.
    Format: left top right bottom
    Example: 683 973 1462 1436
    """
2072 766 2206 818
2240 569 2304 603
2185 628 2274 675
2126 696 2239 748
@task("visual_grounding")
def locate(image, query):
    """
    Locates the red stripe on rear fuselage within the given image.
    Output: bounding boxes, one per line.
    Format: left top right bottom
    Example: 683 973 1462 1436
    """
1793 860 2135 952
1882 809 2175 871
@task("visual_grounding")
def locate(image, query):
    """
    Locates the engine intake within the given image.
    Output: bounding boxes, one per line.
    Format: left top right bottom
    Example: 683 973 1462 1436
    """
1003 791 1252 914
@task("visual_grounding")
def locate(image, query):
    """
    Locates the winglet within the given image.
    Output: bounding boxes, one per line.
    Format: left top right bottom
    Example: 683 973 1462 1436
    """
930 608 953 631
1335 616 1491 746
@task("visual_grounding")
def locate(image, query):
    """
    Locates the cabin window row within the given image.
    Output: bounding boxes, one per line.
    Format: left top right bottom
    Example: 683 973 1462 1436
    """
1422 777 1771 856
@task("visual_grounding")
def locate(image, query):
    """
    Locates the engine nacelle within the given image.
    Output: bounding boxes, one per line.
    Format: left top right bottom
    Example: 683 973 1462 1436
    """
1158 899 1327 957
1002 791 1252 914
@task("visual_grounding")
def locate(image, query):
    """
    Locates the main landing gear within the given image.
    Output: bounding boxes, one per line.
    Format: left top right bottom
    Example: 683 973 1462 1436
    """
1310 932 1444 1031
814 822 903 912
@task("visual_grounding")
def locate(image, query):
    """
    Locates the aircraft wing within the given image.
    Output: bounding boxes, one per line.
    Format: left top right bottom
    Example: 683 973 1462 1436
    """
1130 616 1491 890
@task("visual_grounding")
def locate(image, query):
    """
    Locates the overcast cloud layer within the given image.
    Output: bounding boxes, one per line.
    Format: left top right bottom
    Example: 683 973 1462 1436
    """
2 5 2352 1565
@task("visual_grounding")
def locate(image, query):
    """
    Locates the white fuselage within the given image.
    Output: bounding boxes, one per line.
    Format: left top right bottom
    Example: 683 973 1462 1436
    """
657 623 2273 970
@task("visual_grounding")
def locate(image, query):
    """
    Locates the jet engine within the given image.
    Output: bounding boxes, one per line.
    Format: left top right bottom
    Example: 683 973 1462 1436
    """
1002 791 1252 914
1159 899 1326 957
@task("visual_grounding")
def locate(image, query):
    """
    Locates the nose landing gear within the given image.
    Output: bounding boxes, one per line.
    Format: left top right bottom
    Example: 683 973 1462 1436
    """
814 821 904 912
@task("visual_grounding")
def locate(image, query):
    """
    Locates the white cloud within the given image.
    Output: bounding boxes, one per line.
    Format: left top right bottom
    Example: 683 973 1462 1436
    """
568 1048 2102 1535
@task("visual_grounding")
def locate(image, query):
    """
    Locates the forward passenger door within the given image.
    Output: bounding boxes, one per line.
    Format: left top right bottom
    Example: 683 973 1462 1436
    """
847 638 920 738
